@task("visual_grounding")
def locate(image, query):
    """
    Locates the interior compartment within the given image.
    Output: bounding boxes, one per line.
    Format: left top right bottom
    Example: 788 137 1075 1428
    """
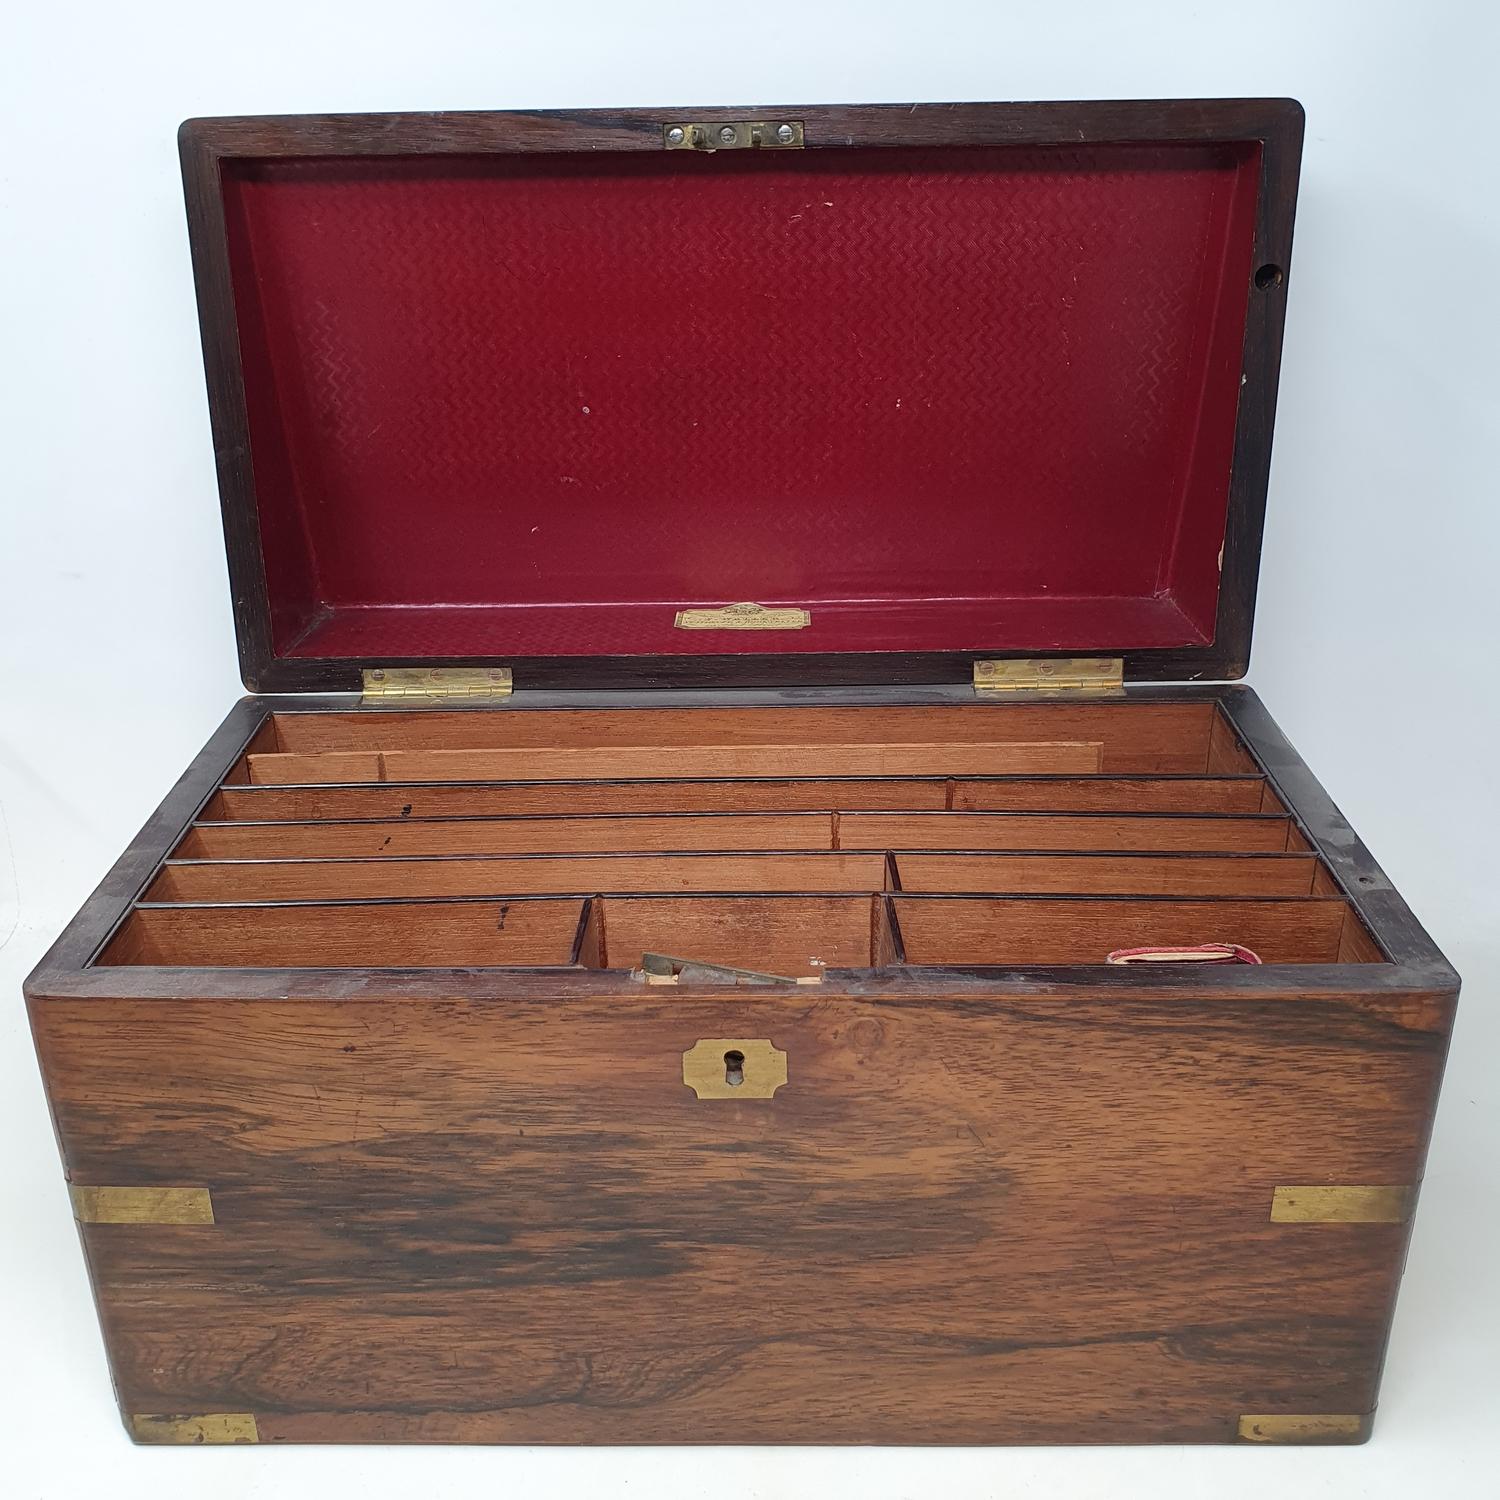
249 703 1220 772
97 702 1389 969
244 740 1105 784
97 897 589 968
147 852 893 903
838 812 1293 852
204 779 955 820
893 852 1320 897
598 896 890 977
203 773 1268 821
893 896 1353 966
175 814 837 859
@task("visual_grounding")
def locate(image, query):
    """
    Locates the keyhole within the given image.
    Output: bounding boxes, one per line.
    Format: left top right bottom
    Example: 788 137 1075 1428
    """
723 1050 745 1087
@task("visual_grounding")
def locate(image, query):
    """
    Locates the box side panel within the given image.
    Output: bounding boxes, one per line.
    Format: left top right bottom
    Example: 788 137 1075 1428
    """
23 698 269 981
1218 687 1453 974
31 984 1450 1444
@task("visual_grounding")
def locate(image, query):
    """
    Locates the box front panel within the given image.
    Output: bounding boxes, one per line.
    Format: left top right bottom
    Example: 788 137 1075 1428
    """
33 986 1448 1444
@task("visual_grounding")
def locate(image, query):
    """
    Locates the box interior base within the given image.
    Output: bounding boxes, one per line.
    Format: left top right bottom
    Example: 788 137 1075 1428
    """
98 700 1386 973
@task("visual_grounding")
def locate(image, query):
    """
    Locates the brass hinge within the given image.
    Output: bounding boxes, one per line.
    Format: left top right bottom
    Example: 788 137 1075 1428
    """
973 657 1125 695
361 667 513 703
663 119 804 152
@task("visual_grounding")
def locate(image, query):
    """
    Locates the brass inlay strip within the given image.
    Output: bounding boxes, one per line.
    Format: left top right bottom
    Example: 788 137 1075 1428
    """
674 602 811 631
682 1038 789 1099
1237 1413 1368 1444
1270 1185 1411 1224
130 1413 259 1445
70 1186 215 1225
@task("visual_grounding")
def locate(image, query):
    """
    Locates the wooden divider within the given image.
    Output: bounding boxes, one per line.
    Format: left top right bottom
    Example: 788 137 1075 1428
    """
244 741 1105 785
837 813 1293 853
92 703 1388 970
147 852 894 903
202 774 1268 822
263 702 1219 772
176 813 836 859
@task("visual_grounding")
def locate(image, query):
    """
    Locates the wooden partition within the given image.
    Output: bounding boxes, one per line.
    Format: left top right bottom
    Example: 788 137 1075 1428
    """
95 703 1387 970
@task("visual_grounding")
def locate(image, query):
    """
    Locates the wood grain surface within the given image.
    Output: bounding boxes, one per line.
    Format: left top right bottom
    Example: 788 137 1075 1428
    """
146 850 1316 904
247 741 1105 785
33 984 1451 1443
24 683 1459 1443
892 895 1350 965
265 703 1213 759
148 852 898 902
100 898 588 968
205 773 1269 822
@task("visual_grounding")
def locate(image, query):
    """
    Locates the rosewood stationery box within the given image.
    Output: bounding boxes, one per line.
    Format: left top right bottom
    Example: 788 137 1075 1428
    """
27 100 1457 1447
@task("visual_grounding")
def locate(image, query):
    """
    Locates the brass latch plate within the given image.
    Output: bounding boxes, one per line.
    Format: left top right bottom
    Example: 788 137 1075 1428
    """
974 657 1125 695
663 120 805 152
362 667 513 703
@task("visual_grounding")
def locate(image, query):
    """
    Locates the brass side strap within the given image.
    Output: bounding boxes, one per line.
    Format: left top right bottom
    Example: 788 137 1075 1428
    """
70 1186 215 1225
130 1414 259 1445
1269 1185 1412 1224
1237 1414 1369 1444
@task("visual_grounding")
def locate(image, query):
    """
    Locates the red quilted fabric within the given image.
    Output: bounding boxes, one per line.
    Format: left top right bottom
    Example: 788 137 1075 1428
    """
220 142 1260 659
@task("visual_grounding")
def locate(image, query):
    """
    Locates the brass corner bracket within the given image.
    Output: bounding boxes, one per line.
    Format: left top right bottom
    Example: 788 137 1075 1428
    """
1237 1413 1369 1444
130 1413 259 1445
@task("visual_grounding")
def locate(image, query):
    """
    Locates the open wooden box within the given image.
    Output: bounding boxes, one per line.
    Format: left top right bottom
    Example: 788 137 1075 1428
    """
27 100 1457 1446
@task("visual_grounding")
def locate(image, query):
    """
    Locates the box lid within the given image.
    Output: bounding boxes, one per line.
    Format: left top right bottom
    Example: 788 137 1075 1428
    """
180 99 1303 692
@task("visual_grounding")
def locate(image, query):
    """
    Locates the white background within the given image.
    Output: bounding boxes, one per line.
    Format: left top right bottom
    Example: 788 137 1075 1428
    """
2 2 1497 1495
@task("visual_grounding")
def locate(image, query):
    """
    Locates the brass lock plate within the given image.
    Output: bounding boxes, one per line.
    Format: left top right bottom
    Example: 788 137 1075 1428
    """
682 1038 788 1099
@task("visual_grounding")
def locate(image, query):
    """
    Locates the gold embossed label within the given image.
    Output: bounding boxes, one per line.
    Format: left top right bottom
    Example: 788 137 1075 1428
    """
674 601 811 631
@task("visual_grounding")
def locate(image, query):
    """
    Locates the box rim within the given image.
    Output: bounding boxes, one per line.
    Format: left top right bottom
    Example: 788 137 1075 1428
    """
23 683 1458 999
